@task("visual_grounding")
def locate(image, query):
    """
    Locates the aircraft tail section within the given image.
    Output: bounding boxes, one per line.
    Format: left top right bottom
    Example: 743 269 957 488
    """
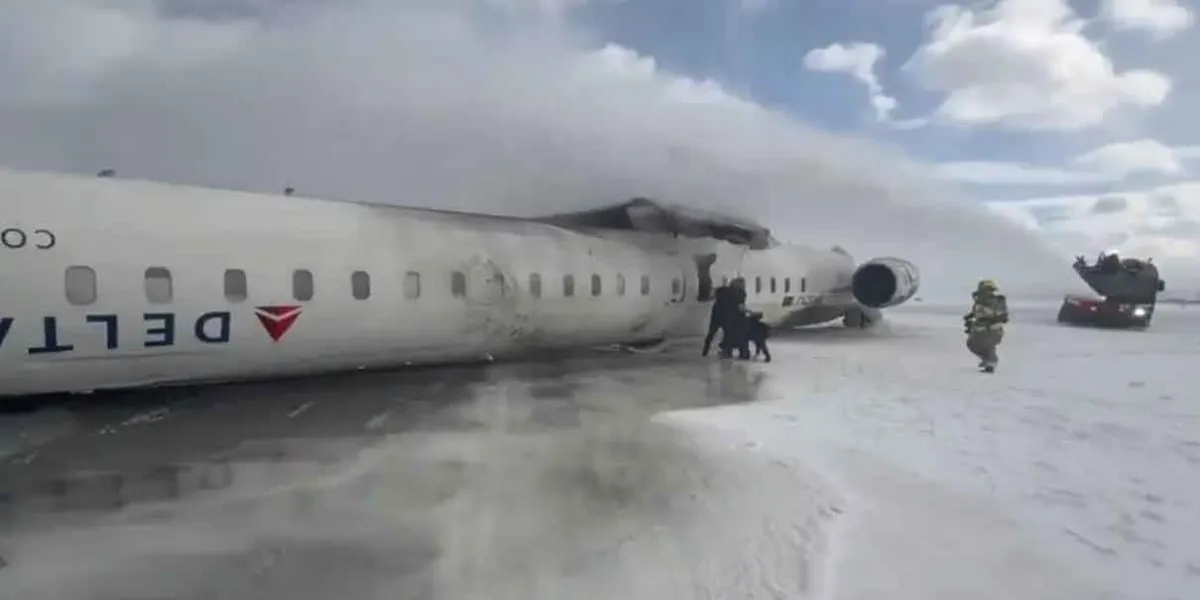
1073 254 1164 303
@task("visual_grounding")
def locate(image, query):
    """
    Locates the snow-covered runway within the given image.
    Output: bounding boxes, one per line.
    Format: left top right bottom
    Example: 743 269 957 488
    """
2 304 1195 599
669 303 1199 599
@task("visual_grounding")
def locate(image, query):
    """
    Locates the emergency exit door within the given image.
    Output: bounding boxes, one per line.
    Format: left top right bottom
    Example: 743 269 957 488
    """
693 253 717 302
462 256 516 346
674 276 685 303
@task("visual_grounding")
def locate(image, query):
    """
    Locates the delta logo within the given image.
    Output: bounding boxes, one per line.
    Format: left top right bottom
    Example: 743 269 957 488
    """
254 305 303 342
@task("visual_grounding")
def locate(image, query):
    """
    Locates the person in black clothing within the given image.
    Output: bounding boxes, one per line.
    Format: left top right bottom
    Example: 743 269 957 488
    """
747 311 771 362
727 277 747 313
724 314 751 359
703 277 748 356
718 278 750 359
702 284 733 356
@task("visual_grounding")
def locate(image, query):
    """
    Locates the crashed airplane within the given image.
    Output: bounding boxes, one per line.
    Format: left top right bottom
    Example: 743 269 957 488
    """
0 167 920 397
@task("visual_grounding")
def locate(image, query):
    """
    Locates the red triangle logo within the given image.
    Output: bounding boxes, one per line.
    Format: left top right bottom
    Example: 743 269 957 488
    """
254 305 302 342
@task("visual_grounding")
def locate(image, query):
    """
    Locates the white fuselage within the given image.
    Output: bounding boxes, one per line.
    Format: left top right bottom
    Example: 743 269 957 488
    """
0 168 865 398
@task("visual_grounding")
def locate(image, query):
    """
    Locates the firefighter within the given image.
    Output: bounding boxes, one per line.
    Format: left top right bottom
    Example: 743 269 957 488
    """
963 279 1008 373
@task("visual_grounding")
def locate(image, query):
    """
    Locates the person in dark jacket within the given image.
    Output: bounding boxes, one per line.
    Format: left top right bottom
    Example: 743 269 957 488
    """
702 284 733 356
718 278 750 359
704 277 748 356
727 277 747 314
747 311 771 362
722 310 751 359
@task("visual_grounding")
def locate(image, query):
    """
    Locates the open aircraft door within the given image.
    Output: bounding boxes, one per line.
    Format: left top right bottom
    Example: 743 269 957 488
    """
693 253 717 302
461 255 520 350
671 270 686 304
661 253 717 338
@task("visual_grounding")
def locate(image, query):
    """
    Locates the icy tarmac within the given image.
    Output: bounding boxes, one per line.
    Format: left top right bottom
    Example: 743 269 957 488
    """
1 303 1197 599
0 353 827 599
672 302 1199 600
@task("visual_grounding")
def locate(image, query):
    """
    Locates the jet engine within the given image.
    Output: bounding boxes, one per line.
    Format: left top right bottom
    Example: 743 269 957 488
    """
851 257 920 309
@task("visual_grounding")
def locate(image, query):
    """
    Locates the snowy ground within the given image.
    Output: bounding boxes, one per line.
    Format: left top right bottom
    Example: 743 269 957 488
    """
1 303 1196 599
669 302 1200 600
0 354 831 599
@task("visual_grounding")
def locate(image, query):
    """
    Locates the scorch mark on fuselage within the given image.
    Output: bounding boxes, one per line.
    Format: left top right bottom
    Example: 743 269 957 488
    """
0 167 920 397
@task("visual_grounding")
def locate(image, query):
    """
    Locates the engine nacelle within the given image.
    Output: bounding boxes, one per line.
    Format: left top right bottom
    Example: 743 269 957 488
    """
851 257 920 309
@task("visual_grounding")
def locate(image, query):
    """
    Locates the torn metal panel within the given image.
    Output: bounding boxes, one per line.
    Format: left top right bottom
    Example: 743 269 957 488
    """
533 198 774 250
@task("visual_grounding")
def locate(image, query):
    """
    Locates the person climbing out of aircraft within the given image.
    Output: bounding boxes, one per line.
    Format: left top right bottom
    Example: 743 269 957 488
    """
963 279 1008 373
747 311 771 362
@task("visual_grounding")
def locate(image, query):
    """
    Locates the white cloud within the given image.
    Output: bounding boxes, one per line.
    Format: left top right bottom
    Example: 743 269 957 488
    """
1101 0 1194 38
804 41 897 121
929 139 1192 186
0 0 1075 298
989 183 1200 291
931 161 1120 185
905 0 1172 131
1074 139 1186 177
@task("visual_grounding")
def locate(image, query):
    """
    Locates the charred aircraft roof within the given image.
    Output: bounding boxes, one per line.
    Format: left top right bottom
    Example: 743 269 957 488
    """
533 198 774 250
3 168 776 248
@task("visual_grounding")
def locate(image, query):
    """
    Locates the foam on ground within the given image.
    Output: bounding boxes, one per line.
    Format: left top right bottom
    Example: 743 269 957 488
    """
667 303 1200 600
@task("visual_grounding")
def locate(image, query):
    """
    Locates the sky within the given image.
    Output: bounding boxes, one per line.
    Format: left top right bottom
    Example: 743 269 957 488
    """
0 0 1196 297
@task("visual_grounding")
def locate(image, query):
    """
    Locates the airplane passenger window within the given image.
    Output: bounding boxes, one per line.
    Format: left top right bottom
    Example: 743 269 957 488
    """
403 271 421 299
451 271 467 298
351 271 371 300
64 266 97 306
770 277 777 294
671 278 681 295
784 278 791 293
755 276 762 294
530 273 542 298
563 274 575 297
224 269 248 302
641 274 650 295
801 277 807 293
144 267 173 304
591 274 601 296
616 274 626 296
293 269 315 302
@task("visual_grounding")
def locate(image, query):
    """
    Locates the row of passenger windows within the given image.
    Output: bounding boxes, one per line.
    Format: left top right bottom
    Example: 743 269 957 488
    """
62 266 807 306
720 275 807 295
